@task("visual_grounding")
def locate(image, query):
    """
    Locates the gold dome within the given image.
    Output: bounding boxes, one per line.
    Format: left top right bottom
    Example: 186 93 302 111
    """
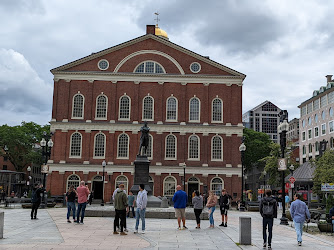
155 25 169 40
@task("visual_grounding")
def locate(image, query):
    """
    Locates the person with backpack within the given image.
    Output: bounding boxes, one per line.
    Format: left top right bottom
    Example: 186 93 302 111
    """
259 190 277 249
219 189 230 227
31 183 44 220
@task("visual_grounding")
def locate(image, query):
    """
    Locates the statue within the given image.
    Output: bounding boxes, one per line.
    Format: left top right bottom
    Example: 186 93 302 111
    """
138 121 150 156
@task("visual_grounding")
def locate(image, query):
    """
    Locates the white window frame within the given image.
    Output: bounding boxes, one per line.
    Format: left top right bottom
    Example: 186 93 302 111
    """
118 95 131 121
166 96 178 122
93 132 106 159
308 128 312 140
165 134 177 160
211 135 223 161
117 133 129 159
163 176 177 197
133 61 166 74
210 177 224 196
188 135 200 161
142 95 154 121
95 94 108 120
72 93 85 119
97 59 109 70
314 126 319 138
211 98 223 123
321 123 326 136
66 174 81 191
69 132 82 158
329 120 334 134
115 175 129 194
189 97 201 123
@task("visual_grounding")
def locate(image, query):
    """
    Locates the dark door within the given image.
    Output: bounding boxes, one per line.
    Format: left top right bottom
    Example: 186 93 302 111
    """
188 183 198 204
92 181 103 199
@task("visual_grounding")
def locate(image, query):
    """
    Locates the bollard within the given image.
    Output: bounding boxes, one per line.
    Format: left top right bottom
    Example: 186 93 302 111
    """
160 197 169 208
0 212 4 239
239 216 251 245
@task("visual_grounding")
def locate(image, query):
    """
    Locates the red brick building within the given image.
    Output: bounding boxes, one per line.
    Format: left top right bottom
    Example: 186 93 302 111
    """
48 25 246 202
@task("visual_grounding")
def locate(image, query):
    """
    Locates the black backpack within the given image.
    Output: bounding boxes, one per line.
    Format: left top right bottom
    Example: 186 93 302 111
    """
263 200 274 216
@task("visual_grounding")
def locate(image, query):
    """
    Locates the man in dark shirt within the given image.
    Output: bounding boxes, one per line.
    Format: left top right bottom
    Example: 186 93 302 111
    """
219 189 229 227
260 190 277 249
31 183 44 219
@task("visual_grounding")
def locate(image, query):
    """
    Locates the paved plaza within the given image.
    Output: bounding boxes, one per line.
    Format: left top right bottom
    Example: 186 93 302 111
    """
0 206 333 249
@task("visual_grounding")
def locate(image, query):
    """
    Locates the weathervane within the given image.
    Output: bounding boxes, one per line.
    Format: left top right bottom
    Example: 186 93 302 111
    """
154 12 160 27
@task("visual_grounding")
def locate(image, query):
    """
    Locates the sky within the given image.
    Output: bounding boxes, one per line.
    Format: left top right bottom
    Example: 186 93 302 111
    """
1 0 334 126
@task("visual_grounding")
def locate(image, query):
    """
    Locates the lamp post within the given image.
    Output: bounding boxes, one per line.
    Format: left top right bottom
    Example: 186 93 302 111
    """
101 160 106 206
239 141 246 212
40 132 54 209
27 166 31 192
278 119 289 225
262 170 267 197
289 164 295 201
183 163 186 192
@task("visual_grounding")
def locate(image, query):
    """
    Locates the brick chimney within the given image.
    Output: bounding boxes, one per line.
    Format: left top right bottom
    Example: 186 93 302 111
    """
326 75 333 82
146 25 155 35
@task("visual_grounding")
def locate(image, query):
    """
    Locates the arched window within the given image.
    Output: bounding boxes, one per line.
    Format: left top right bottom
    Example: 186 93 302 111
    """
119 95 131 120
212 98 223 122
302 145 306 154
70 132 82 158
330 107 333 117
165 134 177 160
189 97 200 122
163 176 176 197
72 94 84 119
67 174 80 191
211 177 224 196
115 175 128 194
94 133 105 158
142 96 154 120
211 136 223 160
308 143 312 153
95 95 107 119
188 135 199 160
117 133 129 159
166 97 178 121
134 61 165 74
315 141 319 152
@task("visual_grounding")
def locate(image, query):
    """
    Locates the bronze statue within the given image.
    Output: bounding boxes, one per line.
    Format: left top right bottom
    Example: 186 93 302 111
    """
138 121 150 156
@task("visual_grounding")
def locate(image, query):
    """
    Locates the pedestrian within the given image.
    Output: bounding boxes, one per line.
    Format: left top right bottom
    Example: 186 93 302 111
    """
66 185 77 223
114 184 128 235
127 191 135 218
172 185 188 230
260 190 277 250
76 181 90 224
113 185 128 232
31 183 44 220
192 190 203 229
134 184 148 234
219 189 230 227
329 205 334 233
206 191 217 228
285 194 290 210
290 194 311 246
88 190 94 205
278 195 282 210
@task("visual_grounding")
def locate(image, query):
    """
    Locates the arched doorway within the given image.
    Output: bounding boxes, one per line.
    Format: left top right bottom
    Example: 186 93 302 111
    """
188 176 199 203
92 175 103 199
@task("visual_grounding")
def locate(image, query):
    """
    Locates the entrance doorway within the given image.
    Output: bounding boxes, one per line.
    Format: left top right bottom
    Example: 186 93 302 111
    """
92 176 103 199
187 177 199 204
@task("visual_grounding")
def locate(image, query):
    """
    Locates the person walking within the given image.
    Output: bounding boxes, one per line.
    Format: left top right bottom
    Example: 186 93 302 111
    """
114 184 128 235
206 191 217 228
127 191 135 218
76 181 90 224
219 189 230 227
260 190 277 249
192 190 203 229
290 194 311 246
329 205 334 233
31 183 44 220
66 185 77 223
285 194 290 210
134 184 148 234
172 185 188 230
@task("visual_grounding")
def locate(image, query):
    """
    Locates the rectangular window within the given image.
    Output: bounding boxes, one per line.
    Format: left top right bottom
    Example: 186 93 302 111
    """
314 99 320 111
308 129 312 139
329 91 334 104
321 123 326 135
302 131 306 141
301 106 306 117
329 121 334 133
307 102 313 114
314 127 319 137
321 95 327 108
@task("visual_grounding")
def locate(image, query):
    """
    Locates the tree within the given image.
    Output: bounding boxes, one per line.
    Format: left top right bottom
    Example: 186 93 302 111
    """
0 122 50 172
313 150 334 195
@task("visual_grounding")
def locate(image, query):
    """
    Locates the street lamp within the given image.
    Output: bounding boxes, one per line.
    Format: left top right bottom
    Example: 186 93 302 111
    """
101 160 106 206
278 118 289 225
239 141 246 211
183 163 186 192
40 132 54 209
262 170 267 197
289 164 295 200
27 166 31 192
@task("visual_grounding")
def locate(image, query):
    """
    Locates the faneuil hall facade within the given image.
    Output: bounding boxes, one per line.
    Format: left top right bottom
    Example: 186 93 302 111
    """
47 25 246 202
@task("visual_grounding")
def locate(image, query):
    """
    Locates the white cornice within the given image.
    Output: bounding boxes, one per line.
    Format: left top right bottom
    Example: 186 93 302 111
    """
50 122 243 136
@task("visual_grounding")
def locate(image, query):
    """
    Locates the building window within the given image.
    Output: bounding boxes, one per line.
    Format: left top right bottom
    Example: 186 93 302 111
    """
134 61 165 74
329 121 334 133
315 141 319 152
301 106 306 117
3 165 7 170
142 96 154 120
302 131 306 141
314 127 319 137
212 98 223 122
146 134 153 159
328 92 334 104
94 133 105 158
149 176 154 195
262 102 278 111
95 95 107 119
330 137 334 148
308 117 312 125
321 95 327 108
166 97 178 121
322 110 326 120
211 177 224 196
165 134 177 160
117 133 129 159
66 174 80 191
98 59 109 70
308 143 312 153
302 145 306 155
189 97 200 122
115 175 128 194
190 62 201 73
70 132 82 158
330 107 334 117
307 102 313 114
188 135 199 160
163 176 176 197
72 94 84 119
315 114 318 123
119 95 130 120
262 118 277 134
308 129 312 140
321 123 326 135
302 120 305 127
314 99 320 111
211 135 223 160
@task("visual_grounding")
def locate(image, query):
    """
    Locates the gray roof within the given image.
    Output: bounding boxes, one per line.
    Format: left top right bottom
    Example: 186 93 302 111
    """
285 161 315 183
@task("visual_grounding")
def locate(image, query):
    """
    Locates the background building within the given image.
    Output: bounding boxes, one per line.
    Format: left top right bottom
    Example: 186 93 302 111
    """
47 25 246 202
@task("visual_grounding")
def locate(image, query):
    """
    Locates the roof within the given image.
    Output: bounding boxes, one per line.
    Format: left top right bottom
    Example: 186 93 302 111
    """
243 100 281 114
285 161 315 183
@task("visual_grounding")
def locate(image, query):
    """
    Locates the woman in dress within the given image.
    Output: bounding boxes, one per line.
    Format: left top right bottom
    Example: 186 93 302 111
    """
206 191 217 228
192 190 203 229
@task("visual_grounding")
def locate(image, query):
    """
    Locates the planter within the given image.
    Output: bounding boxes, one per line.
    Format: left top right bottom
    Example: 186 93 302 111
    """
317 223 333 232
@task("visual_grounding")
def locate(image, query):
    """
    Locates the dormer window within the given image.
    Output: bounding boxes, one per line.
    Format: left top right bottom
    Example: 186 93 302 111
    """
134 61 165 74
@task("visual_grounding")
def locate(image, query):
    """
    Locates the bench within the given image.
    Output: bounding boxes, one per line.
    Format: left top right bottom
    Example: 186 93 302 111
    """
246 201 260 211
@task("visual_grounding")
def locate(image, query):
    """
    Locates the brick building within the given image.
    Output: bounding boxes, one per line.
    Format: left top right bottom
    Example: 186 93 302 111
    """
47 25 246 202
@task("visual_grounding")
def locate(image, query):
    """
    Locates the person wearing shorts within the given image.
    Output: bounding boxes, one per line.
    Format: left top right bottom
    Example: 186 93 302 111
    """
172 185 188 230
219 189 229 227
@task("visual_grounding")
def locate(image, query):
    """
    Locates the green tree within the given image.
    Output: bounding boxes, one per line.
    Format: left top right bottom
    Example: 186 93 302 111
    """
0 122 50 172
313 150 334 195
